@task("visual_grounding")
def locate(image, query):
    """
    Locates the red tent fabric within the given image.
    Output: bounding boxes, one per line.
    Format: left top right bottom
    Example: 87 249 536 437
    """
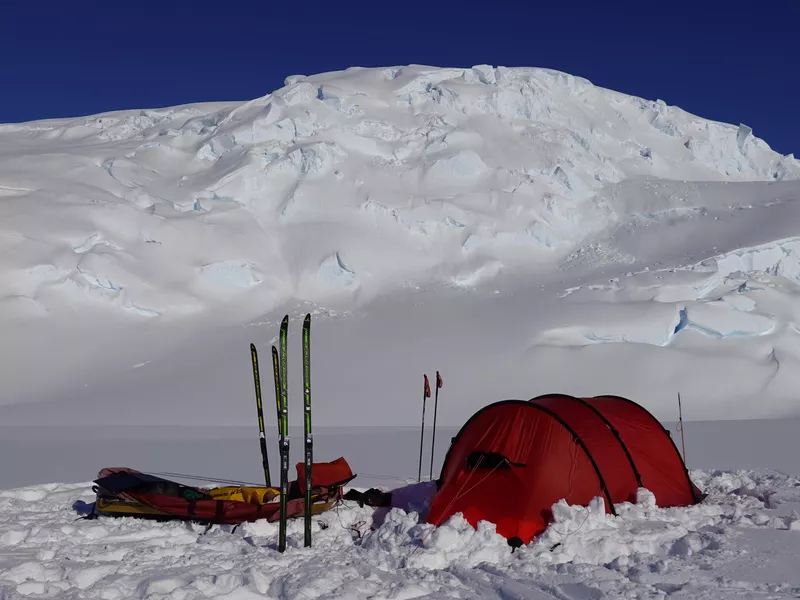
585 395 703 505
426 394 700 545
530 395 641 506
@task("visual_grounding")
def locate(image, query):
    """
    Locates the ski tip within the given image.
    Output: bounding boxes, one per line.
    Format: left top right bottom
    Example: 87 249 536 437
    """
304 313 311 323
281 315 289 326
272 345 279 354
250 343 257 351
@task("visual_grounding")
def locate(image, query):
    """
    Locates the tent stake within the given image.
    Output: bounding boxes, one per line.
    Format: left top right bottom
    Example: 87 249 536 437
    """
418 374 431 482
677 392 687 463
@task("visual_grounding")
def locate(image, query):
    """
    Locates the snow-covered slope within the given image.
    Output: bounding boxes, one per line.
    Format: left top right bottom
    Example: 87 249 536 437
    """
3 65 797 317
2 65 800 427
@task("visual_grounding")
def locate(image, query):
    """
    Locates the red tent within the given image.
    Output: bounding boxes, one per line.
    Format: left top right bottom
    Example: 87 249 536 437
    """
426 394 701 546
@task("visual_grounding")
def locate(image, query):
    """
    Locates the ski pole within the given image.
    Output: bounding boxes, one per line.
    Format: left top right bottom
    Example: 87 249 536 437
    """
677 392 687 463
428 371 443 481
418 374 430 482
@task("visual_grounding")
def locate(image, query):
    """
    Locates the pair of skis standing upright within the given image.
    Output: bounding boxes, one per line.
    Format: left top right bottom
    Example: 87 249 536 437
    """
250 314 312 553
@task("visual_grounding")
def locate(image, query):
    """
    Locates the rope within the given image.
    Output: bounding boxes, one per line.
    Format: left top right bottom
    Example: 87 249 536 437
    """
429 454 484 528
547 507 591 546
547 440 592 548
447 461 504 507
149 469 419 489
356 472 417 483
411 455 505 555
148 471 265 487
566 439 579 498
331 497 367 542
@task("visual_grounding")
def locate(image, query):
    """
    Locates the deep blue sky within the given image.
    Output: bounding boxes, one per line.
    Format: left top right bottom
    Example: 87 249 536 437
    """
2 0 797 155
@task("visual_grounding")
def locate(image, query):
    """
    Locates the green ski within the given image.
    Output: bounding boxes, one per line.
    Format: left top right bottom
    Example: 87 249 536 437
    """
302 313 313 547
250 344 271 487
271 344 282 484
278 315 289 553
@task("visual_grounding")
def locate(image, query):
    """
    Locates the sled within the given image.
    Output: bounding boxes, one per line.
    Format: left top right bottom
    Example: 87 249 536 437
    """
91 457 355 524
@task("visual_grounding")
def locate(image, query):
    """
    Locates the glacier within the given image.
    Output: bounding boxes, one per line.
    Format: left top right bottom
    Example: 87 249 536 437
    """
0 64 799 429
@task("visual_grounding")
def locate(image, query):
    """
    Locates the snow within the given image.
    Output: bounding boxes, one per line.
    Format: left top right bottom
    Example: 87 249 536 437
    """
1 65 799 427
1 469 800 599
2 63 800 596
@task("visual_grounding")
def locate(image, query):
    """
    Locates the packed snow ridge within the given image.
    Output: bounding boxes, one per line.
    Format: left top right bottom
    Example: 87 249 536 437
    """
2 64 797 319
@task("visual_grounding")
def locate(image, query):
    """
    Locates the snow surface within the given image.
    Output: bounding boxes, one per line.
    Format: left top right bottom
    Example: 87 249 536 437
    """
2 65 800 428
2 469 800 599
